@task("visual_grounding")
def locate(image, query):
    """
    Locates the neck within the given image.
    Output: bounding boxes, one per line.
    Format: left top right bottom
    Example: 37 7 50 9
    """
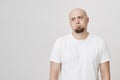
72 31 89 40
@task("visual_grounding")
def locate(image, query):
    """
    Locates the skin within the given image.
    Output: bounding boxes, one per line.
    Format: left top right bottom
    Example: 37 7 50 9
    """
49 8 111 80
69 8 89 40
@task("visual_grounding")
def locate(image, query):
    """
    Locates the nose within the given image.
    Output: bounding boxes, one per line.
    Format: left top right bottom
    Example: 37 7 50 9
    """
76 19 80 24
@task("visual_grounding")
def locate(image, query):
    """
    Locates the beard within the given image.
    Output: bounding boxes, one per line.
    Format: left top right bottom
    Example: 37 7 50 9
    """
75 27 84 33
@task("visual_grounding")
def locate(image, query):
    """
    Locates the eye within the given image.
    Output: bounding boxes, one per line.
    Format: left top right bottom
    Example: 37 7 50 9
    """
78 16 83 19
71 18 75 21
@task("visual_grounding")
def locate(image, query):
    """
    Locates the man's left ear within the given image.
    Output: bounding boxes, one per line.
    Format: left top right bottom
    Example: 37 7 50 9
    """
87 17 89 23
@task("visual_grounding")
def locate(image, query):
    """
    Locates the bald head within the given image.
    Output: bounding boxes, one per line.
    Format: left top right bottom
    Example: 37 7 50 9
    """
69 8 89 33
69 8 88 19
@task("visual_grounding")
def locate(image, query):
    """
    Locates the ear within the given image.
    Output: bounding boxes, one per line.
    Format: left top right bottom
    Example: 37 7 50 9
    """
87 17 89 23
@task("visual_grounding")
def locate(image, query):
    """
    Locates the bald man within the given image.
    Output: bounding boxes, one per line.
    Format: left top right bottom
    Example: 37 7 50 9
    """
49 8 111 80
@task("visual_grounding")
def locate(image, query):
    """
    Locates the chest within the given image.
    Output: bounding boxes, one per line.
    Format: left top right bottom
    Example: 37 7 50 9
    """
61 42 101 64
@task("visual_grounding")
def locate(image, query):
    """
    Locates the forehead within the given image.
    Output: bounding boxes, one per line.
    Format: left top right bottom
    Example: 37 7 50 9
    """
69 9 87 18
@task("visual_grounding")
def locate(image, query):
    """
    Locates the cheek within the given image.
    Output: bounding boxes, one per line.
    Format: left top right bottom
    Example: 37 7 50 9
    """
81 20 85 24
82 21 87 25
70 22 75 27
70 24 76 30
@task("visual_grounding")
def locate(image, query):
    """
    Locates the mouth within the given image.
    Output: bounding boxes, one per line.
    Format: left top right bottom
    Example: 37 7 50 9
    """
76 25 81 29
76 25 81 28
74 26 84 33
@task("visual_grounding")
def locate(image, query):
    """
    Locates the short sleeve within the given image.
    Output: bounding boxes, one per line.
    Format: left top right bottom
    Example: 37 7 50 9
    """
50 39 62 63
100 40 111 64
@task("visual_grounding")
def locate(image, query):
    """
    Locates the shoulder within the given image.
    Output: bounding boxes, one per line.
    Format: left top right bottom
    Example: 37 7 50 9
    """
90 34 105 43
89 34 108 47
89 34 109 51
53 34 71 48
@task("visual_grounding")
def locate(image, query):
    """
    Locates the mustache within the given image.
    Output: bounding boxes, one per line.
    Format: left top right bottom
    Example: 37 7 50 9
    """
76 25 81 28
75 27 84 33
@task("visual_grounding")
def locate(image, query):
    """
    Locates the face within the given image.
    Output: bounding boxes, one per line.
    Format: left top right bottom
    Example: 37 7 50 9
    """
69 9 89 33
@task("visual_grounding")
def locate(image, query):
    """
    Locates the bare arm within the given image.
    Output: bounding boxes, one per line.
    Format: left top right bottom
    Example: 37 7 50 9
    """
49 61 61 80
100 61 111 80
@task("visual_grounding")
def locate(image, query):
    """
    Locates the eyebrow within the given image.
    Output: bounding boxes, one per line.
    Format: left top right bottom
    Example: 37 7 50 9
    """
71 15 84 19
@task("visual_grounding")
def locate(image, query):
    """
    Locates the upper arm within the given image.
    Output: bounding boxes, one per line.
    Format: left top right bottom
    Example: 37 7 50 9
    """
50 61 61 80
100 61 111 80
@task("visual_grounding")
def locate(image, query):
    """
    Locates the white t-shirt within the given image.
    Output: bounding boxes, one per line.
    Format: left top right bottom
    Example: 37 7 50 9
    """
50 33 111 80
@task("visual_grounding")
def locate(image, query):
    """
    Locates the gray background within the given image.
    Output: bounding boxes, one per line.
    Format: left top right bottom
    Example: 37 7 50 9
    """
0 0 120 80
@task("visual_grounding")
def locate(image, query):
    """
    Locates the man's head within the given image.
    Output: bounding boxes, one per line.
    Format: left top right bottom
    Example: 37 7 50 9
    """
69 8 89 33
